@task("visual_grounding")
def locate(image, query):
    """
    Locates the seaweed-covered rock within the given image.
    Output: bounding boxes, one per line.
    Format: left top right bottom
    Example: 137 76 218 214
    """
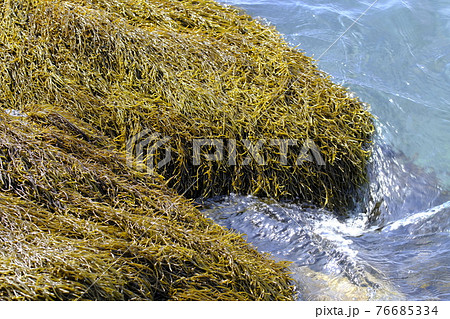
0 0 374 300
0 109 294 300
0 0 374 210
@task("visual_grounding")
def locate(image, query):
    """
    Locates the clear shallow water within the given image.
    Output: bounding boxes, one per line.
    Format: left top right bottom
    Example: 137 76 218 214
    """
203 0 450 300
203 195 450 300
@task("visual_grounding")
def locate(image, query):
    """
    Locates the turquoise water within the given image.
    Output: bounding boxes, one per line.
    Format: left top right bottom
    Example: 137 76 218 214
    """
220 0 450 186
203 0 450 300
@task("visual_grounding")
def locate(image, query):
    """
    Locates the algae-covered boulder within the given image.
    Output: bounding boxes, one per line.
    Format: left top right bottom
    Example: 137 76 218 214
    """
0 0 373 210
0 0 374 300
0 110 294 300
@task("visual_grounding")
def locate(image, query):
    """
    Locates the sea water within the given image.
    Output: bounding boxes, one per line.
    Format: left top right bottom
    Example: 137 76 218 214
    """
203 0 450 300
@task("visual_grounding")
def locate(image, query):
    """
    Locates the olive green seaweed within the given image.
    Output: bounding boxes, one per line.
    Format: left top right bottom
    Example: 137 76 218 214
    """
0 0 374 300
0 110 294 300
0 0 374 209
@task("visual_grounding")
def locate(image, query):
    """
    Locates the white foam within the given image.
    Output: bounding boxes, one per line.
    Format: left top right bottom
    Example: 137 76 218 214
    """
384 201 450 232
310 213 369 260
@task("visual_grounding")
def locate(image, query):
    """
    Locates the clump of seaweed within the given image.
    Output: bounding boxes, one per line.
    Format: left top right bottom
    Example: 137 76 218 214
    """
0 109 294 300
0 0 374 211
